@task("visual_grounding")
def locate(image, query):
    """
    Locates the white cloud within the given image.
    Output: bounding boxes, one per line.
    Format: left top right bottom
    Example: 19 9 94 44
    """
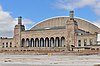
56 0 100 16
13 18 34 30
56 0 100 28
23 19 34 25
93 2 100 15
0 5 34 37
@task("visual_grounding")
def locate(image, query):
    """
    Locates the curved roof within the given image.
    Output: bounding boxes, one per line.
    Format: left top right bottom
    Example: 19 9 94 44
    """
30 16 100 34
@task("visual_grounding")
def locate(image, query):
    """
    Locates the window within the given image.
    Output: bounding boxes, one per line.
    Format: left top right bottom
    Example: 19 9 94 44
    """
78 40 81 46
90 39 93 46
2 43 4 48
6 42 8 48
10 42 12 47
78 33 84 36
84 39 87 46
14 45 16 48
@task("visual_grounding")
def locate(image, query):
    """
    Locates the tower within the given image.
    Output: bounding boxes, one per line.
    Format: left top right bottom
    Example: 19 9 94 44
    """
14 16 25 47
66 11 78 51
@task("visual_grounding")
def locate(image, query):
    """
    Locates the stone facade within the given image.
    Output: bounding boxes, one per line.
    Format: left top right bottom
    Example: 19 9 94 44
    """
0 11 100 51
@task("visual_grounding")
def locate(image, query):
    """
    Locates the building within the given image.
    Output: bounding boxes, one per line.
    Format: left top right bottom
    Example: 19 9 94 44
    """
0 11 100 51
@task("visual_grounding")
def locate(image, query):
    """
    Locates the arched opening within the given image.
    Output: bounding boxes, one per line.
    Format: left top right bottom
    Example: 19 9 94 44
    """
40 38 44 47
26 38 29 47
45 37 49 47
30 38 34 47
35 38 39 47
61 37 65 47
50 37 54 47
55 37 60 47
21 38 25 47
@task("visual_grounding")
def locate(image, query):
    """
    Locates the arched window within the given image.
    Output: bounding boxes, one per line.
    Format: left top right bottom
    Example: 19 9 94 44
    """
35 38 39 47
61 37 65 47
21 38 25 47
30 38 34 47
45 37 49 47
50 37 54 47
55 37 60 47
26 38 29 47
40 38 44 47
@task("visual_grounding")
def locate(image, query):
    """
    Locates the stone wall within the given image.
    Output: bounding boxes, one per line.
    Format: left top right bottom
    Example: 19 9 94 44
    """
77 34 97 47
0 38 14 48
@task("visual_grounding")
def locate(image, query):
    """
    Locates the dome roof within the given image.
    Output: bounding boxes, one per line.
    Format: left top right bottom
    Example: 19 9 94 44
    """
30 16 100 34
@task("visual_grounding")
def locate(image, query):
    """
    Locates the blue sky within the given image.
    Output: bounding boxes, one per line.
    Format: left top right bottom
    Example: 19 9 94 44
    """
0 0 99 22
0 0 100 37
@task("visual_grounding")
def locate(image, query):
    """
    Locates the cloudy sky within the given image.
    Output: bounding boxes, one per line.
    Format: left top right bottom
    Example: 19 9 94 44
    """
0 0 100 37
